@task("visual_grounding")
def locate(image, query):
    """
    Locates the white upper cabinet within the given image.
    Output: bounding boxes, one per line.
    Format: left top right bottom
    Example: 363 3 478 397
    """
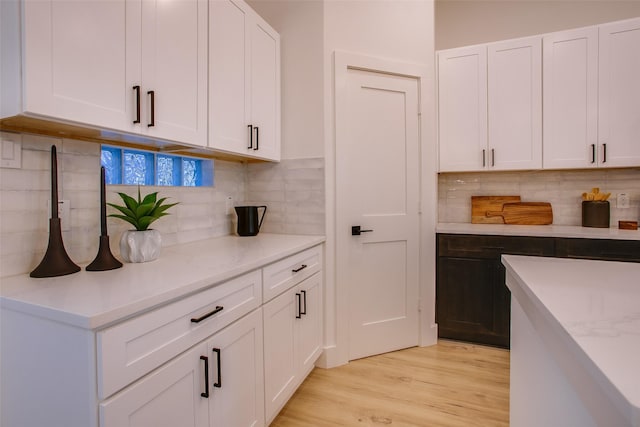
543 19 640 169
437 37 541 172
13 0 132 129
487 37 542 170
543 26 599 169
140 0 208 146
598 18 640 168
209 0 280 161
437 46 488 172
4 0 208 147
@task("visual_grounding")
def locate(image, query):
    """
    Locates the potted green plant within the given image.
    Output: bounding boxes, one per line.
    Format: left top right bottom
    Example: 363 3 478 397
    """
108 187 178 263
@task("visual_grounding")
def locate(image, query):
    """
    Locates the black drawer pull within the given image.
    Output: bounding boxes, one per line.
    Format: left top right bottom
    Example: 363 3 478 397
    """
254 126 259 150
247 125 253 149
296 293 302 319
191 305 224 323
200 355 209 398
212 348 222 388
301 290 307 315
292 264 307 273
133 85 141 124
147 90 155 127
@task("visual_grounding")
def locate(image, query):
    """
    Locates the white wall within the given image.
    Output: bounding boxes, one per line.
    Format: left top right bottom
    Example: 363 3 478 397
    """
323 0 437 367
436 0 640 50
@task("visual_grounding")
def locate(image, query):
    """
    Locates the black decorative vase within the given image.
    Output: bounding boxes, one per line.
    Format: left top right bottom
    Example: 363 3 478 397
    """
30 146 80 278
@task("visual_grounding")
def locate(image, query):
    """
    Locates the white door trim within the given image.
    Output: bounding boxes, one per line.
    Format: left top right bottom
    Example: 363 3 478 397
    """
319 51 437 368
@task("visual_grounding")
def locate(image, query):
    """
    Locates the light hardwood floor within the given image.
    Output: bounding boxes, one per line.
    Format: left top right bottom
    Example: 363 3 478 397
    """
271 340 510 427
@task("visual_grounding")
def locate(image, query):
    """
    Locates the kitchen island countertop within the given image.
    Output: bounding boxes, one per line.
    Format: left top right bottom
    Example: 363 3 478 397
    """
0 233 325 330
503 255 640 426
438 222 640 240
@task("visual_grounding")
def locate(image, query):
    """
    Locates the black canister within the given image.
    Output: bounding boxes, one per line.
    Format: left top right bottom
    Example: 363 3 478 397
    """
582 201 610 228
235 205 267 236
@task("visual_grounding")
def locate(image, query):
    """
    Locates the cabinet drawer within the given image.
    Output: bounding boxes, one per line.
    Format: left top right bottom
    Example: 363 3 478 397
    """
555 238 640 262
263 245 322 302
97 269 262 399
437 233 555 258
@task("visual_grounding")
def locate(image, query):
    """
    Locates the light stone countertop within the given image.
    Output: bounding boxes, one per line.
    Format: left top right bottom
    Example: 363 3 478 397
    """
437 222 640 240
0 233 325 330
503 255 640 426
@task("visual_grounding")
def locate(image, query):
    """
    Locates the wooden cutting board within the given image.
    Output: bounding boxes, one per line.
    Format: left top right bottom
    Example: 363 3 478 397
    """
486 202 553 225
471 196 521 224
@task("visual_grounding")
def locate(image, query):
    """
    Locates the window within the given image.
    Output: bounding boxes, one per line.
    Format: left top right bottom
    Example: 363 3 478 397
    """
101 146 213 187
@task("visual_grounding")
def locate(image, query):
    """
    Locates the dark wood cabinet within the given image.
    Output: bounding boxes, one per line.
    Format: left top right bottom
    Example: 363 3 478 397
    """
436 234 554 348
436 233 638 348
555 238 640 262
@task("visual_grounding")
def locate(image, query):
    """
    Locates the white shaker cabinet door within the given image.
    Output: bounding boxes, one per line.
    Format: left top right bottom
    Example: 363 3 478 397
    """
209 0 250 154
598 17 640 167
20 0 134 130
543 26 599 169
488 36 542 170
296 273 323 378
100 343 209 427
207 309 265 427
249 17 281 161
437 45 488 172
209 0 280 160
140 0 208 146
263 286 298 423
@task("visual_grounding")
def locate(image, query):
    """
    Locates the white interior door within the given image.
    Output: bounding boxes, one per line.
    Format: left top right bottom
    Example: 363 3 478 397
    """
336 67 421 361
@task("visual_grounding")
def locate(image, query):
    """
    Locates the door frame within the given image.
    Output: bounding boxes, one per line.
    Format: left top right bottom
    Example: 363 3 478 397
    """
320 51 437 368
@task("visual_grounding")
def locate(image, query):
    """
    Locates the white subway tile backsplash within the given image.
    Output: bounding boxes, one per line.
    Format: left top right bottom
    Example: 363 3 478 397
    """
247 158 325 236
438 168 640 226
0 135 248 278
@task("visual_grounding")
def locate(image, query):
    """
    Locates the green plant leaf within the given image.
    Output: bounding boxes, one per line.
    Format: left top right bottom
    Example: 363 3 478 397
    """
107 203 135 219
117 192 139 212
109 189 178 231
141 192 158 206
136 202 155 219
137 216 155 231
154 202 179 215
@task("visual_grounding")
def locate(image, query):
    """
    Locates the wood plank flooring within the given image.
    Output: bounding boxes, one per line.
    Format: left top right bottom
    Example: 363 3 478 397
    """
271 340 510 427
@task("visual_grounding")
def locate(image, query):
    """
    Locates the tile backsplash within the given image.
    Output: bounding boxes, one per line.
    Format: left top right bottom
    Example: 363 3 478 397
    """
438 168 640 226
246 157 325 235
0 133 325 278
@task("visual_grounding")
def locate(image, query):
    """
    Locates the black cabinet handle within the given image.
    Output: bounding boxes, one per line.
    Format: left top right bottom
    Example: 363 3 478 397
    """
301 290 307 315
191 305 224 323
352 226 373 236
147 90 155 127
491 148 495 167
591 144 596 163
296 293 302 319
133 86 141 124
602 143 607 163
254 126 259 150
212 348 221 388
292 264 307 273
200 355 209 398
247 125 253 149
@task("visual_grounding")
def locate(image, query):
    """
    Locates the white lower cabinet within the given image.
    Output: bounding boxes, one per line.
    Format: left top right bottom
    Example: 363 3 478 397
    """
0 242 323 427
206 309 265 427
100 342 210 427
263 272 323 423
100 305 265 427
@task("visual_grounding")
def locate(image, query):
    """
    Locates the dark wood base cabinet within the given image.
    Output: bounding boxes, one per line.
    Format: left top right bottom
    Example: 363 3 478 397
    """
436 233 640 348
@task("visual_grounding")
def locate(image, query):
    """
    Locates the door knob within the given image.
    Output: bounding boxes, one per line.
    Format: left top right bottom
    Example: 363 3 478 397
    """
351 226 373 236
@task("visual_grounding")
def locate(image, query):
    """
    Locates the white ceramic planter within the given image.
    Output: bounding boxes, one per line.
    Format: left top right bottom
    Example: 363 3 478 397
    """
119 229 162 263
